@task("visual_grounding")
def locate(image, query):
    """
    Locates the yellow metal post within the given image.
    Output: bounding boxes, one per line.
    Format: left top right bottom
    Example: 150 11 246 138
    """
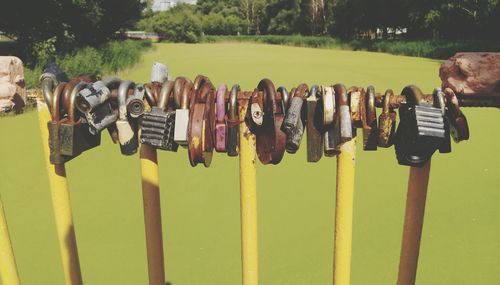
333 138 356 285
238 101 258 285
139 144 165 285
397 161 431 285
0 195 21 285
37 100 83 285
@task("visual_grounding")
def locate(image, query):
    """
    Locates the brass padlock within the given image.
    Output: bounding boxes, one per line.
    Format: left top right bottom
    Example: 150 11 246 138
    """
116 80 139 155
227 84 240 157
378 89 397 147
59 81 101 157
306 85 323 162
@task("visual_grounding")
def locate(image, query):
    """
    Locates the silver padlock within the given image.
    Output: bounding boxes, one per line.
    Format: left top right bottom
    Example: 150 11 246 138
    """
127 86 145 118
174 81 192 146
151 62 168 83
116 80 138 155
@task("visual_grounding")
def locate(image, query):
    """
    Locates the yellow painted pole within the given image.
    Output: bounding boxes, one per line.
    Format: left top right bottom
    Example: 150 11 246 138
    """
0 195 21 285
333 138 356 285
139 144 165 285
397 161 431 285
37 100 83 285
238 101 258 285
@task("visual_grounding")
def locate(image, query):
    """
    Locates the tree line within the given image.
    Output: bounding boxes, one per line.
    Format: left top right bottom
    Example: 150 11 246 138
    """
138 0 500 42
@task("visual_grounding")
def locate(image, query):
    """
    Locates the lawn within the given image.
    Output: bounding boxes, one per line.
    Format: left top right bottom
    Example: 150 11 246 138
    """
1 43 499 285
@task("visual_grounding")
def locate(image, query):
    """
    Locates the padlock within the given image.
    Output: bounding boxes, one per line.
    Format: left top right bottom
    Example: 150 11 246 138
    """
362 86 378 150
333 84 352 143
306 85 323 162
323 85 340 157
378 89 397 147
116 80 139 155
278 86 290 114
349 87 363 128
256 79 286 165
443 88 470 142
140 80 178 151
214 84 228 152
47 82 71 164
433 88 452 153
202 80 216 166
40 62 69 111
188 80 214 167
283 84 308 154
395 85 446 167
59 81 101 157
76 77 120 134
127 86 146 118
174 80 192 146
227 84 240 157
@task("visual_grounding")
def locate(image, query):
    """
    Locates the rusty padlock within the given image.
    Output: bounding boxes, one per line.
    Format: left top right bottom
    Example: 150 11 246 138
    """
227 84 240 157
443 88 470 142
395 85 446 167
59 81 101 157
306 85 323 162
378 89 397 147
256 79 286 165
140 80 178 151
433 88 452 153
215 84 228 152
282 84 307 153
188 80 214 167
349 86 363 128
333 84 353 143
362 86 378 150
47 83 71 164
116 80 139 155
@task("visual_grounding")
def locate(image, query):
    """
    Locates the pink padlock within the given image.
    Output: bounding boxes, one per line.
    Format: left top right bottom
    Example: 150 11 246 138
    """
215 84 228 152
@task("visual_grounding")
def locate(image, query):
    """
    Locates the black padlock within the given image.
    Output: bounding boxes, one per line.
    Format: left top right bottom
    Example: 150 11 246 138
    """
47 83 72 165
395 85 446 167
140 80 178 151
59 81 101 157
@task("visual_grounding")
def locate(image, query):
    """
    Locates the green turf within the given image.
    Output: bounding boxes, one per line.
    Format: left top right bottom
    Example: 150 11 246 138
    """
1 43 499 285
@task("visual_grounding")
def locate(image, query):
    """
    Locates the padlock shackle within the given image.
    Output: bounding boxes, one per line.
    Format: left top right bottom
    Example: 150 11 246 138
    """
277 86 289 113
150 62 168 83
174 77 189 108
216 84 227 123
322 85 336 126
143 83 157 107
118 80 136 120
257 79 278 115
158 80 175 110
40 74 58 112
229 84 240 121
69 81 88 123
432 88 446 116
194 75 209 91
382 89 395 114
307 85 319 101
180 81 193 110
51 82 67 122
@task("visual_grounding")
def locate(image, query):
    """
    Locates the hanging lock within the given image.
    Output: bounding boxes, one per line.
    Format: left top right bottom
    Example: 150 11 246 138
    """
188 80 214 167
378 89 397 147
227 84 240 157
443 88 470 142
349 86 363 128
59 81 101 158
306 85 323 162
127 86 145 118
323 85 340 157
40 62 69 112
144 62 169 107
334 83 353 143
116 80 139 155
214 84 228 152
47 83 71 164
76 77 120 135
173 78 192 147
433 88 452 153
140 80 178 151
282 84 307 154
255 79 286 165
361 86 378 150
395 85 446 167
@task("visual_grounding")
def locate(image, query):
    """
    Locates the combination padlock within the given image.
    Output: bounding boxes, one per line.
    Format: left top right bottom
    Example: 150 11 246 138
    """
76 77 120 134
306 85 323 162
395 85 446 167
140 80 178 151
59 81 101 157
116 80 139 155
227 84 240 157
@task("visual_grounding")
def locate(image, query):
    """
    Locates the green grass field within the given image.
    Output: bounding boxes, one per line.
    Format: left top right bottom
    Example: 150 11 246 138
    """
1 43 499 285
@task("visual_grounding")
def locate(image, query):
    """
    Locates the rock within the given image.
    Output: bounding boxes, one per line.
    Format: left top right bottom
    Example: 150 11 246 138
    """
440 52 500 96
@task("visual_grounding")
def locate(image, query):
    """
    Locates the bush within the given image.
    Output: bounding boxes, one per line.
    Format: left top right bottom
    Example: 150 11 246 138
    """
24 40 152 88
203 13 242 35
